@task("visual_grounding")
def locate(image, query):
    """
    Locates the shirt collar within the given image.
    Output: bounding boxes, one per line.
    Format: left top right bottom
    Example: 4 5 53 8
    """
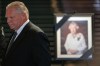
15 19 29 35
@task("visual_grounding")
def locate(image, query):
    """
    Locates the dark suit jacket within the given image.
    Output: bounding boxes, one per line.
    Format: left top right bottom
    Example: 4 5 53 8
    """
2 22 51 66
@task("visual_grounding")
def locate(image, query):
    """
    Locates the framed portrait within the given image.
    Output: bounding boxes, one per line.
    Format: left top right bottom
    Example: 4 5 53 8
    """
55 13 93 60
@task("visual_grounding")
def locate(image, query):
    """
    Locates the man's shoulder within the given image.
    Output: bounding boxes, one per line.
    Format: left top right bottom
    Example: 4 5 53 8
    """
27 22 44 33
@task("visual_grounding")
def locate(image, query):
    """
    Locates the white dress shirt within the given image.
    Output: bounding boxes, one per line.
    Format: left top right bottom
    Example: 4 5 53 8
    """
14 19 29 40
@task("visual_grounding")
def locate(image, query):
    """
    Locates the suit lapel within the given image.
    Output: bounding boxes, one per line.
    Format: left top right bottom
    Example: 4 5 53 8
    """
6 22 31 58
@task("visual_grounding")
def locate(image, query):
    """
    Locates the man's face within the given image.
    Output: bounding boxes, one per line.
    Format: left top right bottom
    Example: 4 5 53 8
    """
6 7 24 30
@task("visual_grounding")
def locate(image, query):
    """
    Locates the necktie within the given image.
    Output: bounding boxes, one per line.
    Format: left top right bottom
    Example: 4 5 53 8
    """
6 32 17 54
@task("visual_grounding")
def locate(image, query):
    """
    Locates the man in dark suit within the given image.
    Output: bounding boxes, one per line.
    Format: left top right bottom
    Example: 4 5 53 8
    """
2 1 51 66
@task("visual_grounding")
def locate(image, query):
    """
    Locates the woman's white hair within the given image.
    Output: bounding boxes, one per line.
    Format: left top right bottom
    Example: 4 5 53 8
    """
68 22 79 30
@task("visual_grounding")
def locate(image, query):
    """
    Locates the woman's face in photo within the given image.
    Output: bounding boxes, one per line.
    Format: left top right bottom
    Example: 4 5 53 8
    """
70 25 77 34
69 23 79 34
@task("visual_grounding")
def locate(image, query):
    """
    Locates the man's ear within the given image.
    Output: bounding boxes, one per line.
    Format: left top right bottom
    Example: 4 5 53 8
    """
21 13 26 20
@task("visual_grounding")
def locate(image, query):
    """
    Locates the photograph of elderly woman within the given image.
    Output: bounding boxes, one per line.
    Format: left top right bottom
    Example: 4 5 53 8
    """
61 21 88 55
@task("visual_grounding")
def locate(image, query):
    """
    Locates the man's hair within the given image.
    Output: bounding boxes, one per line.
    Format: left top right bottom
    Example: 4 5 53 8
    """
6 1 29 19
